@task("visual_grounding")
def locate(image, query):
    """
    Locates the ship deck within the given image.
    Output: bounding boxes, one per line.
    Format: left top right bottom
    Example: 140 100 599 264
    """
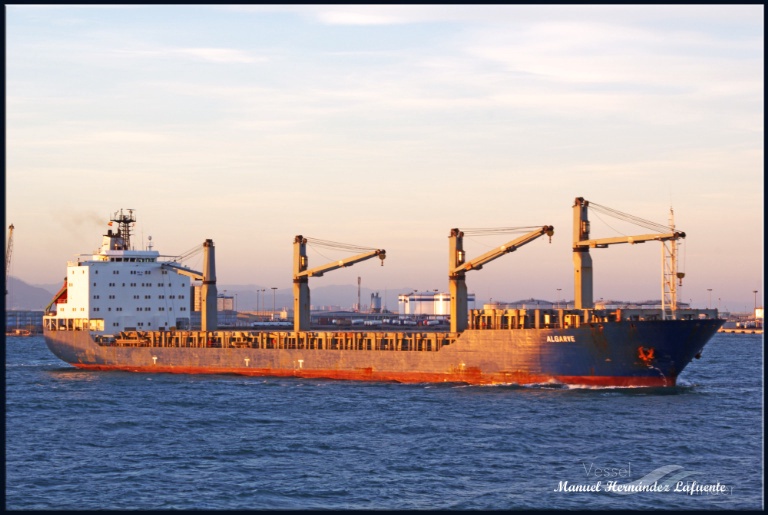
46 306 723 353
100 329 457 352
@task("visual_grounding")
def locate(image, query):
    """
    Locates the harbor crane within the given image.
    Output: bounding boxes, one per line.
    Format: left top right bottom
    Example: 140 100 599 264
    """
572 197 685 314
293 235 386 332
5 224 13 295
449 225 554 333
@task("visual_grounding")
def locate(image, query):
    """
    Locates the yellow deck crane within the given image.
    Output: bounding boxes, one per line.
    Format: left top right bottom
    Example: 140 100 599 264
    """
5 224 14 296
449 225 554 333
572 197 685 316
293 236 386 332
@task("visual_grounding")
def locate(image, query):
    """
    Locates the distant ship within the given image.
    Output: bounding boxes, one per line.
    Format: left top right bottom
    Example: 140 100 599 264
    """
43 202 723 387
6 329 32 337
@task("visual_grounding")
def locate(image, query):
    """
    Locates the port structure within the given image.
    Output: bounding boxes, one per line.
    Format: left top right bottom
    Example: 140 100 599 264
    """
449 226 554 333
572 197 685 312
6 224 13 296
293 236 386 332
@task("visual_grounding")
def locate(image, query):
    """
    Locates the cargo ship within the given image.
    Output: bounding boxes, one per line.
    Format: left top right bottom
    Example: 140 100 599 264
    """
43 202 724 387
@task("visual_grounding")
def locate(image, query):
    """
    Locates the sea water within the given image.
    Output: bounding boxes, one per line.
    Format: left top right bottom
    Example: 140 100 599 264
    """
5 333 763 510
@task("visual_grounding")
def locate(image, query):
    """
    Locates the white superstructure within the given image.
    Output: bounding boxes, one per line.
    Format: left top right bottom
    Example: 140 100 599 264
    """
45 209 193 334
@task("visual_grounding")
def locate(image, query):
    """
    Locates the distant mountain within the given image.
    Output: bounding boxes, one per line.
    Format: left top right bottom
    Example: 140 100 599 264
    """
5 277 58 310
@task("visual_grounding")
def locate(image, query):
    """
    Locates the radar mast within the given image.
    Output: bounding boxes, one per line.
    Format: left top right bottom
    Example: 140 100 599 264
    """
111 209 136 250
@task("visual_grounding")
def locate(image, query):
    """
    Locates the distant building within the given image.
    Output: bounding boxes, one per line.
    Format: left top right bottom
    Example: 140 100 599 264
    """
481 299 694 310
192 286 235 312
190 287 237 327
398 291 475 317
217 295 234 311
370 292 382 313
485 299 555 310
311 305 343 312
6 310 44 334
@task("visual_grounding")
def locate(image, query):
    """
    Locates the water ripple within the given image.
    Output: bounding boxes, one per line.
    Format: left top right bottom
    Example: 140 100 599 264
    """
5 334 762 510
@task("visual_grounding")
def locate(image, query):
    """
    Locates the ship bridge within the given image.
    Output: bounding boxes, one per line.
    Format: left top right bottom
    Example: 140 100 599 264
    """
86 249 161 263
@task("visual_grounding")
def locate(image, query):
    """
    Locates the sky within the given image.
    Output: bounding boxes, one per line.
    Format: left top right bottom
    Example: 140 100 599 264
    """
5 5 764 312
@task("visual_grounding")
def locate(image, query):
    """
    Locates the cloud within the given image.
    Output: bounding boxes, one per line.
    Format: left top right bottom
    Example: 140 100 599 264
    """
124 47 265 64
171 48 264 64
5 4 763 305
315 11 403 26
269 5 763 29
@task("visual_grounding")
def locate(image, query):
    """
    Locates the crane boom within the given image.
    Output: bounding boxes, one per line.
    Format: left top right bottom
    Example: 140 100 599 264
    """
162 240 217 331
572 197 686 309
6 224 14 295
449 225 554 333
295 249 386 278
293 235 386 331
574 231 684 248
161 262 205 281
451 226 554 275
